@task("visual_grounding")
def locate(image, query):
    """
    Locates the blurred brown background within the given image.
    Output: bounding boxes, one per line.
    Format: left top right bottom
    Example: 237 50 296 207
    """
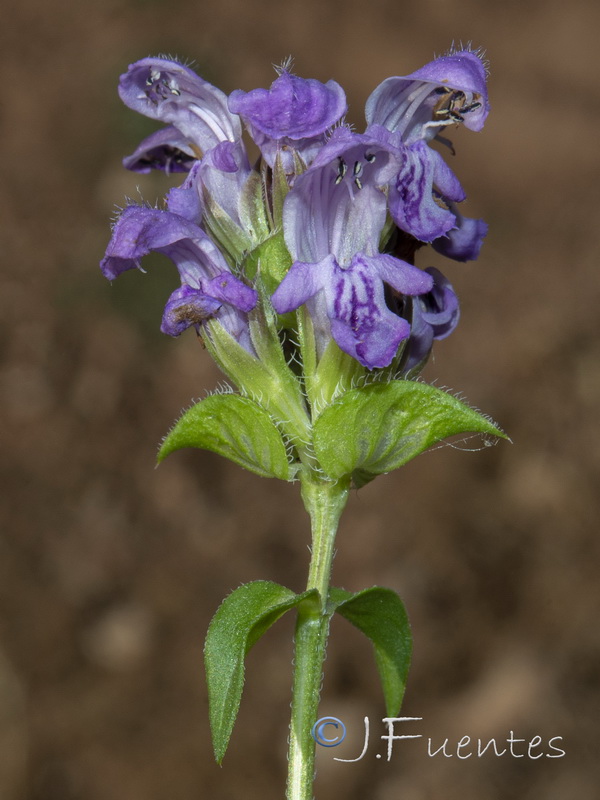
1 0 599 797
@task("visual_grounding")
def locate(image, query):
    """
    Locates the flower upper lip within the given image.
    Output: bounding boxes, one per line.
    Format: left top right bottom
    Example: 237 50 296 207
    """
228 70 347 170
228 70 347 140
365 49 490 145
118 57 242 156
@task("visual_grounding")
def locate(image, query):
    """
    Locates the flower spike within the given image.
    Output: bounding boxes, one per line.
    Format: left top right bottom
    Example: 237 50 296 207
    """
103 48 489 373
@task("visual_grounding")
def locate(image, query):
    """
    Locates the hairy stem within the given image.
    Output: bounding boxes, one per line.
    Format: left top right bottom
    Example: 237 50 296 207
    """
286 471 350 800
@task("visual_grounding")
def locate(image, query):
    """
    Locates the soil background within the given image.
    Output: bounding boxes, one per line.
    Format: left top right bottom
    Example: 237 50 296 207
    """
1 0 599 798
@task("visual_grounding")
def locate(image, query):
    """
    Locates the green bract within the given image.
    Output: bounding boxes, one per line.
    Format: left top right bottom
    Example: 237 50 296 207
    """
313 380 507 486
157 394 291 480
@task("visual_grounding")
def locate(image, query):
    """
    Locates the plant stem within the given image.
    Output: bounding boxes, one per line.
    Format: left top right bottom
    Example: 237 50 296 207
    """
286 471 350 800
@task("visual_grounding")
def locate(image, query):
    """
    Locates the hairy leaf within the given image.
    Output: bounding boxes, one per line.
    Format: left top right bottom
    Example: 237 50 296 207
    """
329 586 412 715
158 394 290 479
314 380 507 483
205 581 318 763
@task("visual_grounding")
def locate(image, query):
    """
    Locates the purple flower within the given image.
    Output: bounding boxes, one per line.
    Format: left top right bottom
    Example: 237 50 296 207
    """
119 57 242 170
103 51 490 373
228 69 347 171
198 140 253 237
365 49 489 144
432 204 488 261
100 205 257 350
365 49 489 247
385 137 466 242
271 128 433 369
398 267 460 374
122 126 197 174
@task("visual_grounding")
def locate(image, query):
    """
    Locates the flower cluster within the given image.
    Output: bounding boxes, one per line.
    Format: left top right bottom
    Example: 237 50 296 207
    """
101 48 489 374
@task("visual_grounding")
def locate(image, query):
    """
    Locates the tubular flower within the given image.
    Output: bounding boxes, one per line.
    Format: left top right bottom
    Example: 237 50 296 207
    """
365 49 489 143
366 47 489 254
101 49 489 376
119 57 242 168
397 267 460 375
100 206 257 352
272 127 433 369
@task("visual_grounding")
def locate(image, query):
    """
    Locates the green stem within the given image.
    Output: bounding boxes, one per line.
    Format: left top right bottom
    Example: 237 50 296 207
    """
286 471 350 800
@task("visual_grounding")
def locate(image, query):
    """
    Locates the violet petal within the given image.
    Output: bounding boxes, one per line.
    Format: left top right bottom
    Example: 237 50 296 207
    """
366 49 489 143
228 71 346 140
161 284 222 336
122 125 196 173
388 141 458 241
119 57 241 155
433 213 488 262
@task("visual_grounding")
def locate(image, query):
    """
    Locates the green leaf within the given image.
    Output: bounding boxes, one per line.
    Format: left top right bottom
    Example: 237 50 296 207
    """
329 586 412 716
157 394 291 479
205 581 319 763
313 380 508 483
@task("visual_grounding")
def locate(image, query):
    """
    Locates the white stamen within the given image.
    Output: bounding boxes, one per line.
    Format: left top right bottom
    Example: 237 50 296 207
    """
189 103 234 142
422 118 458 132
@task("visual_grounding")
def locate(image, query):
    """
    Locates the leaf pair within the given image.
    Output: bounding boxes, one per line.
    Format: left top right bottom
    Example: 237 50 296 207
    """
158 380 506 484
205 580 412 763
